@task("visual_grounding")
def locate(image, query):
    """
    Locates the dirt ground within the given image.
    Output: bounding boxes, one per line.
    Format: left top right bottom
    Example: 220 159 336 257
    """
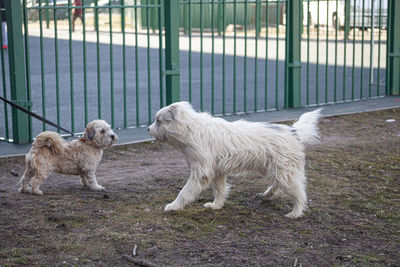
0 108 399 266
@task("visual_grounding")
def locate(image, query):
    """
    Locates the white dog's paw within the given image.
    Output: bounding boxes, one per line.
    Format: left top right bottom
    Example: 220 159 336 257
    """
90 185 105 191
164 202 183 212
285 211 303 219
203 202 223 209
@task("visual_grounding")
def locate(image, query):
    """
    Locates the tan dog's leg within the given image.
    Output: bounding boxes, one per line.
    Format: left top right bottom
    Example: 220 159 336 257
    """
31 172 49 195
204 175 228 209
84 171 105 191
19 167 34 193
80 174 89 187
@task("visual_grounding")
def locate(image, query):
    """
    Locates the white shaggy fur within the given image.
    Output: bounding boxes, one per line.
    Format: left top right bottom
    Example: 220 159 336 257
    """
19 120 118 195
148 102 322 218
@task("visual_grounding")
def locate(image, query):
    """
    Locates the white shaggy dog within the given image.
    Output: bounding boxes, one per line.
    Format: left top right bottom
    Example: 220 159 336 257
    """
148 102 322 218
19 120 118 195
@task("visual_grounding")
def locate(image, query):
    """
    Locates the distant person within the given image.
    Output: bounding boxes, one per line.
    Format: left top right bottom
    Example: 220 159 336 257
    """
0 0 7 49
72 0 83 32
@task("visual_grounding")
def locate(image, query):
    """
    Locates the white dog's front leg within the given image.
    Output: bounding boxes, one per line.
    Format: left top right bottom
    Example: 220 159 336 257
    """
85 171 105 191
165 176 206 212
204 175 228 209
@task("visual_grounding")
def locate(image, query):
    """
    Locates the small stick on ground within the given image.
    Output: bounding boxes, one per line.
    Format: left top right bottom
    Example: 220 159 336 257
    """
132 244 138 256
122 254 158 267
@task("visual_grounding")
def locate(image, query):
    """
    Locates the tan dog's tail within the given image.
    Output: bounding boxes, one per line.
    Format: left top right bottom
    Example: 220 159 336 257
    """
33 131 65 154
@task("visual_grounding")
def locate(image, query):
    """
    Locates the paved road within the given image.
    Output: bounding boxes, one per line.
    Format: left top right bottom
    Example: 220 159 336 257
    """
0 28 387 138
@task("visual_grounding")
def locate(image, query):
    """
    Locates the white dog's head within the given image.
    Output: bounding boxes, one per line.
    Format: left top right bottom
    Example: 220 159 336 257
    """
83 120 118 149
148 101 197 145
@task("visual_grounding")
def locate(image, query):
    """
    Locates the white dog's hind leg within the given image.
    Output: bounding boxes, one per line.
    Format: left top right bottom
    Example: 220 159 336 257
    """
85 172 105 191
165 175 207 211
204 175 229 209
284 176 307 219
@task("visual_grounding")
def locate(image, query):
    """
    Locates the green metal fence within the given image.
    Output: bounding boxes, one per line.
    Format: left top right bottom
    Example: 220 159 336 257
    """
0 0 399 144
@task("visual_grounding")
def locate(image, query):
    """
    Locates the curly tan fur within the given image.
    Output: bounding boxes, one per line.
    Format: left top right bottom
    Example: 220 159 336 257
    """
19 120 118 195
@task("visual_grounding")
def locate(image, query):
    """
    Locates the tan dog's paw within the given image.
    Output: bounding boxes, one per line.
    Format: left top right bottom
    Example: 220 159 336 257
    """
31 189 43 195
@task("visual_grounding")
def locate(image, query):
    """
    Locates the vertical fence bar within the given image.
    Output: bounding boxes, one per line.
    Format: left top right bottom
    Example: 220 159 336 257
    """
243 0 247 112
316 0 319 105
95 0 101 119
211 0 215 115
360 0 364 99
146 1 152 124
200 0 204 111
264 0 269 110
53 0 61 132
121 0 127 127
387 0 400 95
233 0 237 113
351 0 355 100
6 0 29 143
369 0 374 97
68 0 75 132
325 0 329 103
377 0 382 96
286 0 301 108
134 0 140 126
306 0 310 106
45 0 49 28
39 0 46 131
23 0 32 141
188 0 192 103
109 0 114 128
222 0 226 115
158 0 164 108
164 0 180 104
0 7 9 140
254 0 258 112
343 0 348 102
334 0 338 102
275 0 279 109
82 0 88 126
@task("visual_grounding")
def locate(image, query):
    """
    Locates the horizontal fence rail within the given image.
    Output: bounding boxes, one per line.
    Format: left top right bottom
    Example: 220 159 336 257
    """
0 0 397 144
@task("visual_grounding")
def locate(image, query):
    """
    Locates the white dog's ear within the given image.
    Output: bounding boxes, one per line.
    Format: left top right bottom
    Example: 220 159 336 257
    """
164 105 177 121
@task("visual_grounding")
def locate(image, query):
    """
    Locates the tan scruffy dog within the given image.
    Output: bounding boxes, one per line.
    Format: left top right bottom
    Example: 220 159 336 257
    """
19 120 118 195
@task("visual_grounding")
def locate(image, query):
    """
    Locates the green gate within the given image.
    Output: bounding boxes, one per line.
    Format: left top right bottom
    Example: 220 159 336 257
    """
0 0 399 144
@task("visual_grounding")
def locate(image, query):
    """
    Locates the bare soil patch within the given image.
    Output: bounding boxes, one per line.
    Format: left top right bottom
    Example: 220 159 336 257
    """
1 108 399 266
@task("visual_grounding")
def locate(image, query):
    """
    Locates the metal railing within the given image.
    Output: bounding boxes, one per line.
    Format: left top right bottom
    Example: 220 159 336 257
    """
0 0 399 144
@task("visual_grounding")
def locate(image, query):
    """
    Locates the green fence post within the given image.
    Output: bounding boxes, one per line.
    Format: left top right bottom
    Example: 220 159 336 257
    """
387 0 400 95
6 0 30 144
344 0 350 39
286 0 302 108
217 1 223 35
256 1 261 36
45 0 50 29
164 0 180 104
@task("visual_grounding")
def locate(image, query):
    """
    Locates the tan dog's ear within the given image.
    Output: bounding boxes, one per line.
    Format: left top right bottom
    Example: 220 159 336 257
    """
85 124 96 140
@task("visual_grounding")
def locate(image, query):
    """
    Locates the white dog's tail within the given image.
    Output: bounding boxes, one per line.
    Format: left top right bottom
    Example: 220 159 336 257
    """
292 108 323 145
33 131 65 154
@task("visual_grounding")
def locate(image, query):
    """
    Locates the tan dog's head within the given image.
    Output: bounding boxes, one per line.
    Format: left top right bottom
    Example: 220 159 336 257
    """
83 120 118 148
